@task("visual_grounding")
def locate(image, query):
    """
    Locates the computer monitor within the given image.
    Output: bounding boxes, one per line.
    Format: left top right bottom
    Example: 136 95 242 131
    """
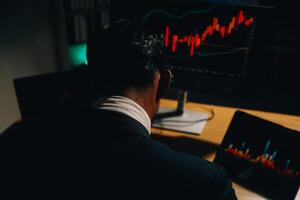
110 0 281 134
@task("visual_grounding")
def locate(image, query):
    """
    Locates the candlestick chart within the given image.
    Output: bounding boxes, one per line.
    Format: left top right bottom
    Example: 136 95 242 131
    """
164 10 254 57
224 140 300 178
141 6 257 76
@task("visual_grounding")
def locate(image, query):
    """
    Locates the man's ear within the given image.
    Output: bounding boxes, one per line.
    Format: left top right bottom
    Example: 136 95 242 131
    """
156 69 172 102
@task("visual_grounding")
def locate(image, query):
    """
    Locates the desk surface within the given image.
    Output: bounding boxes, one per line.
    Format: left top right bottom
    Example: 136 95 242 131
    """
151 99 300 200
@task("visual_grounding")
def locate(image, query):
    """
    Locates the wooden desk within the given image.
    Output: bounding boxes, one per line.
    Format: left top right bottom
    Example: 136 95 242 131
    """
151 99 300 200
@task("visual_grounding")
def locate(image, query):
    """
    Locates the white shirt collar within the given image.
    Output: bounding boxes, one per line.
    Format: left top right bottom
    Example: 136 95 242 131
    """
93 96 151 135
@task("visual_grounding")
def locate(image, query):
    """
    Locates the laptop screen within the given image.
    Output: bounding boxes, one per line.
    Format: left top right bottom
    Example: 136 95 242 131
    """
14 69 91 121
214 111 300 200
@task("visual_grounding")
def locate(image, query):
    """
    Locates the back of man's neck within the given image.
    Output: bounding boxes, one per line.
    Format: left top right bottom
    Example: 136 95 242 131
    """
122 90 154 119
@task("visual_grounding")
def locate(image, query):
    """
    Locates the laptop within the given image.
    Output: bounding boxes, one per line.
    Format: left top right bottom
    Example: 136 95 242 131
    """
14 69 91 121
214 111 300 200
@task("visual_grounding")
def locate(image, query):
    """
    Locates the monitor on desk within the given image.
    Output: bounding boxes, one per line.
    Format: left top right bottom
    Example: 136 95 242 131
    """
110 0 290 134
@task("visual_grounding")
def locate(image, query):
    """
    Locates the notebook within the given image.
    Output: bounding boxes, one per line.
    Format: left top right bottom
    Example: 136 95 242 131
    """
214 111 300 200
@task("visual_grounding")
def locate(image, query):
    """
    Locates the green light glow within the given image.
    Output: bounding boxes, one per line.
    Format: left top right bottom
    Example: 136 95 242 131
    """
68 43 87 67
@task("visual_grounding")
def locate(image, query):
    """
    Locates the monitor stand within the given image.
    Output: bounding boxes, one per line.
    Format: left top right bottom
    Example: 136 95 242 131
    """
152 90 209 135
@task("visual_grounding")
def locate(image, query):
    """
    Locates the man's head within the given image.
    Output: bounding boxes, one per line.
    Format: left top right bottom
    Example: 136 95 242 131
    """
87 19 172 119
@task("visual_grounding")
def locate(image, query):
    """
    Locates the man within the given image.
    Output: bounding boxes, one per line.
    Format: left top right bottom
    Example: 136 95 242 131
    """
85 19 237 199
0 19 237 199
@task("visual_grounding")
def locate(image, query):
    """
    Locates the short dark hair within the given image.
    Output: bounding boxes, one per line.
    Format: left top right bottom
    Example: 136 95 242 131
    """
87 19 165 97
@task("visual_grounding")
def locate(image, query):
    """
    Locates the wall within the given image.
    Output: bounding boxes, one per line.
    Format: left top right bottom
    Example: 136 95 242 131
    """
0 0 60 132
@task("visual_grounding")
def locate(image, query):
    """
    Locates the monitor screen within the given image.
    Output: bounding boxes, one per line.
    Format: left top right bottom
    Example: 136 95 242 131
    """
110 1 300 115
111 1 273 90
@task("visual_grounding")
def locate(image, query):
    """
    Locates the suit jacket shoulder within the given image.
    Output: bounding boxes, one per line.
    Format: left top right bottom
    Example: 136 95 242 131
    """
85 109 237 199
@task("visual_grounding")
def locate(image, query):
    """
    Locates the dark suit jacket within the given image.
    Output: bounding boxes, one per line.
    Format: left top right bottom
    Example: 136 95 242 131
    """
0 109 237 199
